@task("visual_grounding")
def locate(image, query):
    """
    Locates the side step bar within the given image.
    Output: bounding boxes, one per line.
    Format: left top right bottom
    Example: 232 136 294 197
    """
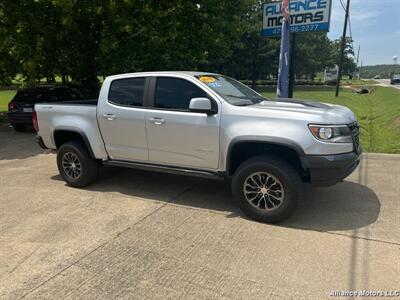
103 160 225 180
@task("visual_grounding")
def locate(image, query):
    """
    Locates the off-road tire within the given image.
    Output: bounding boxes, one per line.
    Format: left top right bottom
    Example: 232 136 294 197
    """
232 156 302 223
57 141 99 188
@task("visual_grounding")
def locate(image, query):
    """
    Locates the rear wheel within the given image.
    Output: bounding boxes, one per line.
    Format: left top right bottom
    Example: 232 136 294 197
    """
232 156 302 223
12 125 27 132
57 141 99 188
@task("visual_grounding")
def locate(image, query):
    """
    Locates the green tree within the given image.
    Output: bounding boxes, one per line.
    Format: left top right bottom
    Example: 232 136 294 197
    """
0 0 354 90
331 37 357 77
224 1 280 86
294 32 335 80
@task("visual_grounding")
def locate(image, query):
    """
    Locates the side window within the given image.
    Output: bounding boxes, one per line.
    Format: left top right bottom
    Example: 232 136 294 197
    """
56 89 72 101
52 88 72 102
108 77 145 107
154 77 208 110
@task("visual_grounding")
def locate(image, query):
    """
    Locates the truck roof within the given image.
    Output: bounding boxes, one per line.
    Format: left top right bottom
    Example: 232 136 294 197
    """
105 71 220 80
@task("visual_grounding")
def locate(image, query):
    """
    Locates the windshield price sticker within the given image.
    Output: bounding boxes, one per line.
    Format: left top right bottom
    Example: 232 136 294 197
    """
198 76 217 83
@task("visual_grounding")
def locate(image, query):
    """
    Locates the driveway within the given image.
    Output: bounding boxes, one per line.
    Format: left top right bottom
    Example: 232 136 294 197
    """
0 122 399 299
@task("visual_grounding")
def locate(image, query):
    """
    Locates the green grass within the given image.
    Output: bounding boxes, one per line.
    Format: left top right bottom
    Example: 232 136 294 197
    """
259 86 400 154
0 90 17 112
342 79 379 85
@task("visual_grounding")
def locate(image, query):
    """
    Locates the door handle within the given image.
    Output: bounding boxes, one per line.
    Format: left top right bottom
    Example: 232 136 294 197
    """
103 113 116 121
149 117 165 125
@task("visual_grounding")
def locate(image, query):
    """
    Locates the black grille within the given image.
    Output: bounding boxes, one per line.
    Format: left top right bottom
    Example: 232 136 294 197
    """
348 122 360 152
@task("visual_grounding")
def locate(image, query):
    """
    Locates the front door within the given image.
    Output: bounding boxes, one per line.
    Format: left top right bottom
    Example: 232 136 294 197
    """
145 77 220 169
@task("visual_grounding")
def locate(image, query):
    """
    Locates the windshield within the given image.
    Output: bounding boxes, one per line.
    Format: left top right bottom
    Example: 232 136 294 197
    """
195 75 266 106
393 74 400 80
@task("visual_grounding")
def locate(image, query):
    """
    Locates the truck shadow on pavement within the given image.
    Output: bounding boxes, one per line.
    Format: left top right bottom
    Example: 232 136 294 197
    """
52 165 380 232
0 122 44 160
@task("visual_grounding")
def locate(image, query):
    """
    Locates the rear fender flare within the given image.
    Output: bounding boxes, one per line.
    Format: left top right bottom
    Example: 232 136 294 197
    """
53 127 95 159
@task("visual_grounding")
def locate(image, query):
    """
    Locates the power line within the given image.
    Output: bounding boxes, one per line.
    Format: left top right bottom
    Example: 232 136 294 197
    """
348 16 352 40
340 0 353 51
340 1 356 60
348 14 355 53
339 0 346 11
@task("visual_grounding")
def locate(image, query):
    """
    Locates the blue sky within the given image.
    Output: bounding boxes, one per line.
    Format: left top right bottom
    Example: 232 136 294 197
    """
327 0 400 65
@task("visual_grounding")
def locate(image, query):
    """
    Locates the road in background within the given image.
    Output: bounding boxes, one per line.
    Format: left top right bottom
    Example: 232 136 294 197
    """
376 79 400 90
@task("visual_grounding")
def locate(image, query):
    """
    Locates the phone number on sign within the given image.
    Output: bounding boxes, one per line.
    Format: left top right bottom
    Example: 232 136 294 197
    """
272 24 320 35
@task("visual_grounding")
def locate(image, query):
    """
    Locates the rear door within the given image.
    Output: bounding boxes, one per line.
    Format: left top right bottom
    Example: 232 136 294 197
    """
144 76 220 169
97 76 149 161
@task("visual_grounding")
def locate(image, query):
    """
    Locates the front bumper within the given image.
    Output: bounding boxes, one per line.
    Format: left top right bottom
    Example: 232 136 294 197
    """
303 150 362 187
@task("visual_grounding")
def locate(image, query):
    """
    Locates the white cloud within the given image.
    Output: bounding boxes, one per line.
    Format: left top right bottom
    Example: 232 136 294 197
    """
330 0 382 27
329 0 400 65
350 10 380 23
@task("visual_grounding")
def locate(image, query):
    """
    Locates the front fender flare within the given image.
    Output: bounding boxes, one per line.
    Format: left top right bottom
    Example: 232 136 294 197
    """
225 136 307 173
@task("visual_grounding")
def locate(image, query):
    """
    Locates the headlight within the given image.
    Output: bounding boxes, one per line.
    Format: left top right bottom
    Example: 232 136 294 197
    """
308 125 353 143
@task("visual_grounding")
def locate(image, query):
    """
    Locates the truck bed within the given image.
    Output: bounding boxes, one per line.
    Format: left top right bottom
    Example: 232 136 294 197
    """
35 101 108 159
53 99 98 105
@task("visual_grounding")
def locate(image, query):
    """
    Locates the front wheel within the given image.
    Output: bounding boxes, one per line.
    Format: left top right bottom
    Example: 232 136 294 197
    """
232 156 302 223
57 141 99 188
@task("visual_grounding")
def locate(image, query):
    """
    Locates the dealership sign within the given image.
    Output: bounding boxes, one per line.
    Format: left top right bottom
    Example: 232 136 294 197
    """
262 0 332 37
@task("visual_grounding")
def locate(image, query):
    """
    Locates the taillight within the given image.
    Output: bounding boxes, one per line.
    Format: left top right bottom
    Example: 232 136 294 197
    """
8 102 16 110
33 110 39 132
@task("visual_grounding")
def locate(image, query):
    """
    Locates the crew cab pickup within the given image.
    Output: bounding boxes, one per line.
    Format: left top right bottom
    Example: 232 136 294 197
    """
35 71 362 223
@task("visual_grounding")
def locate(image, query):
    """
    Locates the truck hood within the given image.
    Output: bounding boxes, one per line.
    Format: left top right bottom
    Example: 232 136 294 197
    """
249 98 356 124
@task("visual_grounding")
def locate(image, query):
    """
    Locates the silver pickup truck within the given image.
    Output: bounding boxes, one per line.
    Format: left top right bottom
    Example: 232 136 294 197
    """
35 71 361 223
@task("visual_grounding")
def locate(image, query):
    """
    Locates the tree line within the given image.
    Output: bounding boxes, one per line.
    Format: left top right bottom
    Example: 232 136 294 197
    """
0 0 356 96
360 64 400 79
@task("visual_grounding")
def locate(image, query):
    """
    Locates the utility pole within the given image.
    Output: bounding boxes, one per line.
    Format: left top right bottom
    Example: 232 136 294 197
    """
335 0 351 97
356 45 360 67
356 45 360 79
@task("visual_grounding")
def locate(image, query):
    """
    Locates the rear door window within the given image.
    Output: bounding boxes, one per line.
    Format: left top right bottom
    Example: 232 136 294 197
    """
108 77 146 107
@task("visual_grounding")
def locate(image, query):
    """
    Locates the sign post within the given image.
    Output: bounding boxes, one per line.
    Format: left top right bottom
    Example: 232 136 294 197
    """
262 0 332 98
276 0 291 98
288 33 296 98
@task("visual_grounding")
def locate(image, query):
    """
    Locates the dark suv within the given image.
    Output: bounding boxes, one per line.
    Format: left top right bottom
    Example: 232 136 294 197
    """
7 85 83 131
